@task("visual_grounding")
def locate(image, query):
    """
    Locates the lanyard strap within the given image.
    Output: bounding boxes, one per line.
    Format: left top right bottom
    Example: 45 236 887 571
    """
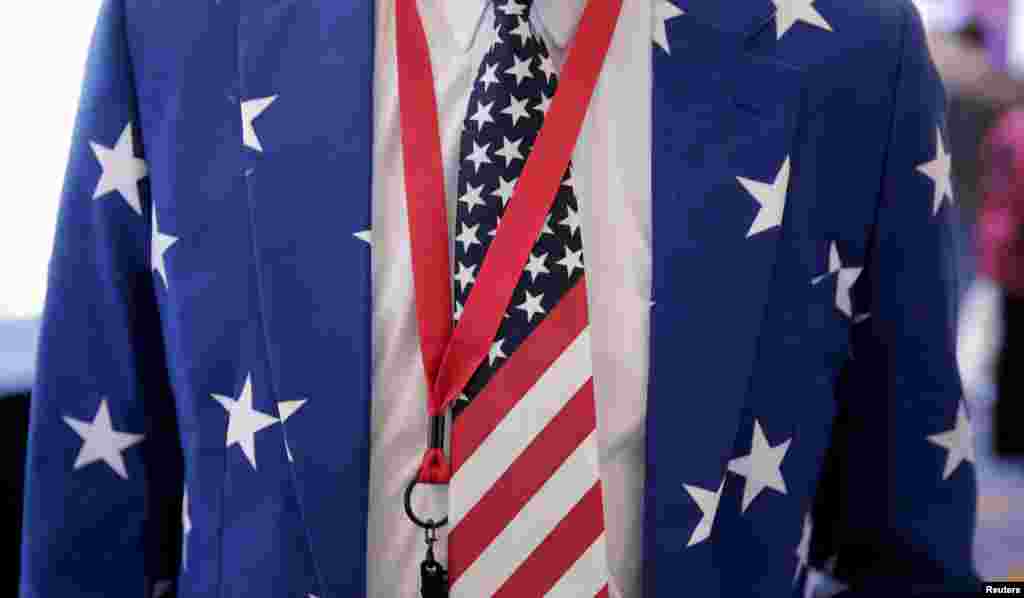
395 0 623 484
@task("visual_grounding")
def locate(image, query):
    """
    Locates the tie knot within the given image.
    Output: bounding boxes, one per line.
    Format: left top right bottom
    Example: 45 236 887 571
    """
492 0 533 23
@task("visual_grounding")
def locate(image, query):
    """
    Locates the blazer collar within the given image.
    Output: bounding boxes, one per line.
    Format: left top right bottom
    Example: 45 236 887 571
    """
442 0 584 51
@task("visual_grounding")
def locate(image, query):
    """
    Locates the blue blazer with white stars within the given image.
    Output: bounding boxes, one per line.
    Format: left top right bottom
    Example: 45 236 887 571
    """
19 0 979 596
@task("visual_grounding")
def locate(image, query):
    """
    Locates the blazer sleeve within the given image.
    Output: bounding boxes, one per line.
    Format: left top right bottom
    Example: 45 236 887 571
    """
803 2 980 596
18 1 184 596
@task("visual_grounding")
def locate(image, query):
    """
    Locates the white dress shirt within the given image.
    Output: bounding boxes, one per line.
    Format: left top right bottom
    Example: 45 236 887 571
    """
368 0 652 595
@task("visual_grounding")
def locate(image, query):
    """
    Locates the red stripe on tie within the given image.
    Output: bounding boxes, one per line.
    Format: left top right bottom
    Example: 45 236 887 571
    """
450 277 590 473
447 379 597 583
596 584 610 597
492 481 605 598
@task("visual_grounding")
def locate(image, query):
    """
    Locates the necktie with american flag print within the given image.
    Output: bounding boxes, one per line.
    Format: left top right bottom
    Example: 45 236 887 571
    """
447 0 612 596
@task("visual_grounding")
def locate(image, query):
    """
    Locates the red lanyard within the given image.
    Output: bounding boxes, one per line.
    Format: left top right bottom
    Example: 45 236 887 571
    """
395 0 623 484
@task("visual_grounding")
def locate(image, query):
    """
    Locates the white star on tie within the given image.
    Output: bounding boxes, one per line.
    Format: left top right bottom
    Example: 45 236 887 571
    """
63 399 144 480
917 126 955 215
928 400 975 480
90 122 148 215
151 206 178 289
538 54 558 83
497 0 527 16
491 176 517 207
501 95 532 127
489 338 509 366
539 213 556 239
524 251 550 282
455 261 477 293
682 476 726 547
469 100 496 132
241 95 277 151
495 136 526 168
653 0 686 54
534 91 552 116
562 170 575 191
811 242 862 319
772 0 833 40
557 247 585 277
480 62 501 92
727 419 791 512
465 141 493 173
794 512 812 585
455 222 482 252
353 229 372 245
277 398 308 462
505 54 535 86
182 485 192 570
510 17 533 47
492 24 505 50
211 373 279 470
738 155 791 238
454 300 464 321
459 183 488 214
515 290 546 322
559 205 582 237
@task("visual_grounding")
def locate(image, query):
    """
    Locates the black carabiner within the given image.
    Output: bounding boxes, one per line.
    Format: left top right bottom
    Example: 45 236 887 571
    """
404 474 448 530
419 519 448 597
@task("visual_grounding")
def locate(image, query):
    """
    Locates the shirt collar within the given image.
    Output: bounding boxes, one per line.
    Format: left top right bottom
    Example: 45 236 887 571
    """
441 0 585 52
533 0 585 49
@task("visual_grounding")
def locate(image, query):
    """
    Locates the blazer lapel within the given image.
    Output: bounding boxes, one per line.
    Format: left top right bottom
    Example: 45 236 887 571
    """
236 1 375 596
645 4 806 592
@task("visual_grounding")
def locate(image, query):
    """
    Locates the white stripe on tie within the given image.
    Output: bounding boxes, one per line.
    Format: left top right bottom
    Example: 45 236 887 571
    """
449 327 593 528
450 430 601 597
546 533 610 598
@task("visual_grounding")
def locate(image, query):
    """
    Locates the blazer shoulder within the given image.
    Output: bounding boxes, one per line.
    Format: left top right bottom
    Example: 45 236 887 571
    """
818 0 913 36
809 0 918 60
768 0 921 99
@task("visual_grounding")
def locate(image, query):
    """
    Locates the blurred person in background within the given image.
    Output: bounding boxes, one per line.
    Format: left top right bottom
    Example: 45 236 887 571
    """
964 107 1024 456
926 0 1024 459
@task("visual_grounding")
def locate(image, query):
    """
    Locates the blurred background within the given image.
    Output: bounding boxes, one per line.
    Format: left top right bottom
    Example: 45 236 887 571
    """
1 0 106 590
1 0 1023 593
